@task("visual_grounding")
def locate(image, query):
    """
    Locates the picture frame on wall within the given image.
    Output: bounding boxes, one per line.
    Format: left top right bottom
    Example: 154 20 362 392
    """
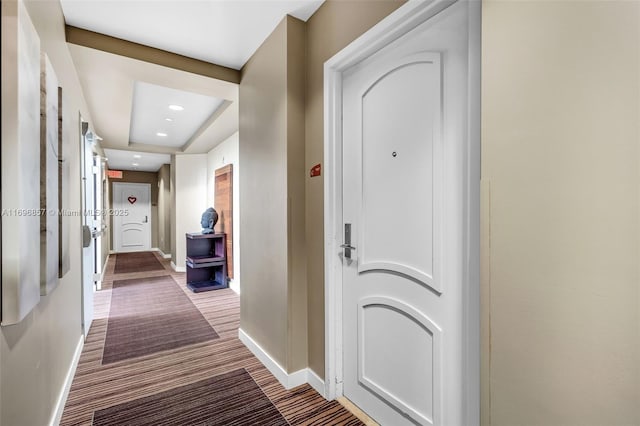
58 86 71 278
40 52 60 295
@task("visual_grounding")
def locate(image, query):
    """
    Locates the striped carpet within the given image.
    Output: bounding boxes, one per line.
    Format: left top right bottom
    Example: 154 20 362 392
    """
60 252 363 426
114 251 164 274
103 275 218 364
93 369 287 426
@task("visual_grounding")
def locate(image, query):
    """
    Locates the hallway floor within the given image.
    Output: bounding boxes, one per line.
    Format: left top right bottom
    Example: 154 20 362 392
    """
61 252 362 425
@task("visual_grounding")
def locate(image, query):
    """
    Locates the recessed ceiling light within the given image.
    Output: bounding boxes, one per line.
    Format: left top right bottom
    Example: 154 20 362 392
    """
132 162 139 166
133 154 142 159
168 105 184 111
165 118 173 122
157 132 168 137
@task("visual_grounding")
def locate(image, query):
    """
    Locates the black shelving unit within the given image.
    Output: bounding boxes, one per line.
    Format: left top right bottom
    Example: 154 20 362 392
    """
185 232 228 292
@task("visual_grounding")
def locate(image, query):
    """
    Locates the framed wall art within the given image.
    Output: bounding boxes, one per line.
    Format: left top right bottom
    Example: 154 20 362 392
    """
1 1 43 324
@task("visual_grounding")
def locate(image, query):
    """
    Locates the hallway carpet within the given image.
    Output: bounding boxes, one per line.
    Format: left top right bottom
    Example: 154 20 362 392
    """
102 274 219 364
113 251 165 274
61 252 363 426
93 369 287 426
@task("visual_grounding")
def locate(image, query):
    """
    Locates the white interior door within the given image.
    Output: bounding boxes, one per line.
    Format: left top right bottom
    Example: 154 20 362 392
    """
93 154 104 289
81 125 95 338
341 2 474 425
113 182 151 252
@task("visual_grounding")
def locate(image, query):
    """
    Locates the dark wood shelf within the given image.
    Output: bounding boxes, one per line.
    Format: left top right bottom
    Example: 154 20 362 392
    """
187 254 225 263
187 280 228 293
186 255 225 266
186 260 225 269
185 233 227 292
186 232 225 240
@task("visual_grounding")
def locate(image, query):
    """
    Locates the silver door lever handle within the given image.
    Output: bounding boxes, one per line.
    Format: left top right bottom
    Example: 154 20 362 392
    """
342 223 355 259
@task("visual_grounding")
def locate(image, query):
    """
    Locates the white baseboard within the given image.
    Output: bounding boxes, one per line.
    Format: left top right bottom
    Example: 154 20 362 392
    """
49 334 84 426
170 261 185 273
229 279 240 295
239 328 306 389
95 254 110 290
152 248 172 259
307 368 327 399
101 254 109 277
238 328 327 396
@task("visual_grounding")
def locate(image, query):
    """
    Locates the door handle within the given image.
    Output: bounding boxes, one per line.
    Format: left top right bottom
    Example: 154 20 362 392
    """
142 216 148 223
82 225 91 248
342 223 356 259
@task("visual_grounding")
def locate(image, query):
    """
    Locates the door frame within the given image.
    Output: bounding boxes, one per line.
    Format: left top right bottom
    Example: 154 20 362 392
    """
323 0 481 422
112 182 152 252
80 119 96 338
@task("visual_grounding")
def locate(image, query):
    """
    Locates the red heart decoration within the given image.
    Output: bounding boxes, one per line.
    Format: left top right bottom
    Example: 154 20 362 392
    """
127 196 137 204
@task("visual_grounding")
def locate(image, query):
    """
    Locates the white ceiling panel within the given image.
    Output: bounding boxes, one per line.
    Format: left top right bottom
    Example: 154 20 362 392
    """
130 81 225 148
68 43 239 154
60 0 324 70
104 148 171 172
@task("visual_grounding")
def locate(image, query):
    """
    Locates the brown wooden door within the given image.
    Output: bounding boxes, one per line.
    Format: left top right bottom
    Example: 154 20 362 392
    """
214 164 233 278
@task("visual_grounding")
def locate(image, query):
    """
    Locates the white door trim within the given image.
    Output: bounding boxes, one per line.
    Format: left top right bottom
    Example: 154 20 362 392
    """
323 1 480 423
112 182 152 252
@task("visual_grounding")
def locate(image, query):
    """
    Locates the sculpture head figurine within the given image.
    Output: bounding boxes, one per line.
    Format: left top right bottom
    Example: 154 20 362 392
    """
201 207 218 234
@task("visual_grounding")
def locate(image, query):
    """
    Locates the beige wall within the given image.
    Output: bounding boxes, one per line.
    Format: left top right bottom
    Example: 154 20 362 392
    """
174 154 208 268
108 170 159 250
304 0 405 377
1 0 91 424
482 1 640 424
157 164 171 255
239 16 307 373
286 16 308 373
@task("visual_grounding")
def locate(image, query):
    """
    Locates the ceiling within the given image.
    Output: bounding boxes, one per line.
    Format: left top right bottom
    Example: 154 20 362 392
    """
61 0 325 168
104 149 171 173
68 42 239 155
60 0 324 70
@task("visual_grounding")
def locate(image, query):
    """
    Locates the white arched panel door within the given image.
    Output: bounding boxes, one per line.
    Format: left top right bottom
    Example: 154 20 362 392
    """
113 182 151 252
341 2 475 425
